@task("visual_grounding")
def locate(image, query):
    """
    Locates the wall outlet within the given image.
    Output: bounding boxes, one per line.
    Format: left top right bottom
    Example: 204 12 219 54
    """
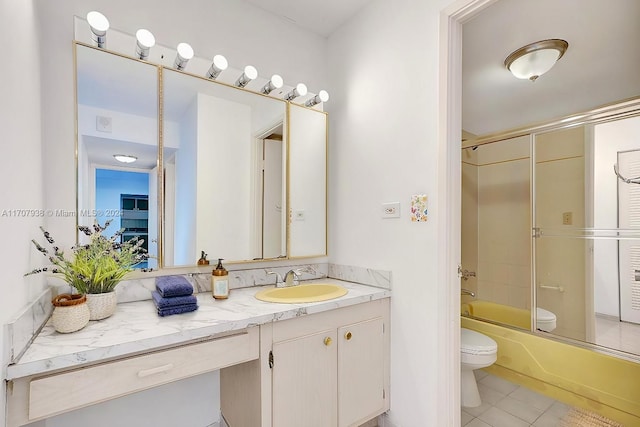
562 211 572 225
381 202 400 218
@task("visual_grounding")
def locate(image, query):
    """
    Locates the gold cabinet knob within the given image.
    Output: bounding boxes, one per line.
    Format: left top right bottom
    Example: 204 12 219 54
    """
345 331 352 340
323 337 332 346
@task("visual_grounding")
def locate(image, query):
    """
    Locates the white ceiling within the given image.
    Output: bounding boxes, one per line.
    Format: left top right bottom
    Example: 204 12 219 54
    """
463 0 640 136
242 0 373 37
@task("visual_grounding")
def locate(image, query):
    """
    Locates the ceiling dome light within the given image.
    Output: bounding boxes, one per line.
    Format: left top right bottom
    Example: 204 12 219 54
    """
113 154 138 163
504 39 568 82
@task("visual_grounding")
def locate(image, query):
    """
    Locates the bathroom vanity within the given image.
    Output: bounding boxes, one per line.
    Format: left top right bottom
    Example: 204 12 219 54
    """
5 280 390 427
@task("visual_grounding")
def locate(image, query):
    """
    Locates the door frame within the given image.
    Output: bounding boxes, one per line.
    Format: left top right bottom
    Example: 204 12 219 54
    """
438 0 497 424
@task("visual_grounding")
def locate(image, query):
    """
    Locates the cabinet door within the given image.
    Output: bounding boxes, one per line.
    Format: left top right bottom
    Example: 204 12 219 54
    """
338 317 385 427
272 329 338 427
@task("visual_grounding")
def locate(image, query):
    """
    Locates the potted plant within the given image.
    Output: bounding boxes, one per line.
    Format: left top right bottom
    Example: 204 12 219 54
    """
27 220 149 320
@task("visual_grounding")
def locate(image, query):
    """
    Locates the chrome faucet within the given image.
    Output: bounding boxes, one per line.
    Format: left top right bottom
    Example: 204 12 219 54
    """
283 269 301 287
266 271 284 287
461 288 476 297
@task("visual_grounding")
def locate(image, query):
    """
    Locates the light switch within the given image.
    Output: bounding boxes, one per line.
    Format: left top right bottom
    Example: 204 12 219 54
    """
381 202 400 218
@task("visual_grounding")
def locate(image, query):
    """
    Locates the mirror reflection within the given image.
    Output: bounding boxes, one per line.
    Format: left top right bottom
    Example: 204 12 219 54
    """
288 104 327 258
461 103 640 358
76 45 159 269
162 69 287 266
535 115 640 356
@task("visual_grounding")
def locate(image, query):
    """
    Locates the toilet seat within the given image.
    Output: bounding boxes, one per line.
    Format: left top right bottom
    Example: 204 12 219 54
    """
461 328 497 355
536 307 557 332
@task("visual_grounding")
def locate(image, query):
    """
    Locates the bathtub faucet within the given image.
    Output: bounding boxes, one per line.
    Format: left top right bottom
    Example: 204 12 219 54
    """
459 268 476 281
461 288 475 297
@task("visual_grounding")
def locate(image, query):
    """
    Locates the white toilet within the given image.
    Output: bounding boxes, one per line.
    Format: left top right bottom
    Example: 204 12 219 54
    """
461 328 498 407
536 307 557 332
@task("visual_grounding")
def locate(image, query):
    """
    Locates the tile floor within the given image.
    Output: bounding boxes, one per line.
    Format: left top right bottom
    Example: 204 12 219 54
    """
595 314 640 355
462 370 571 427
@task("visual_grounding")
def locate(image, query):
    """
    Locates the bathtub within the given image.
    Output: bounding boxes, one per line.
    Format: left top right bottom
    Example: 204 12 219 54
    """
461 300 557 332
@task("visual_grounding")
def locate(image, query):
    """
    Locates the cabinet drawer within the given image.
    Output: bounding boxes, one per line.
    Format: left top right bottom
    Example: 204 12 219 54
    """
28 327 259 420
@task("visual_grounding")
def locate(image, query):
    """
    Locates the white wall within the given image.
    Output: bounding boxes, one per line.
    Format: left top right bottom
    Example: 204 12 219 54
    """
594 116 640 317
34 0 328 257
196 94 252 261
1 1 327 427
327 0 457 425
0 0 44 425
173 99 198 266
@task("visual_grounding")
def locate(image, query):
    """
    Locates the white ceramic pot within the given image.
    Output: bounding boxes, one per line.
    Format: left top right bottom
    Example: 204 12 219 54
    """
86 291 117 320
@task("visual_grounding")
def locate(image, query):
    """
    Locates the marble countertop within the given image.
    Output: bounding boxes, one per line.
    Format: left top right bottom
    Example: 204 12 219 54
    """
6 279 390 380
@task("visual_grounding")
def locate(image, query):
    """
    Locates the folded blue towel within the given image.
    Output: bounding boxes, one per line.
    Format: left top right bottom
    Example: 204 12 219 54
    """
155 275 193 297
157 304 198 317
152 291 197 309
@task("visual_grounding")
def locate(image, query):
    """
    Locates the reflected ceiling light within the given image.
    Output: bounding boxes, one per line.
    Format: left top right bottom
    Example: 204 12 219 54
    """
260 74 284 95
235 65 258 88
135 29 156 60
504 39 568 82
87 11 109 48
206 54 228 80
113 154 137 163
173 42 194 71
284 83 308 101
304 90 329 107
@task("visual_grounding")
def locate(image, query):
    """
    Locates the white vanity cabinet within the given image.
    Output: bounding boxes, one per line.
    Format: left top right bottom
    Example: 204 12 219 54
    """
221 298 390 427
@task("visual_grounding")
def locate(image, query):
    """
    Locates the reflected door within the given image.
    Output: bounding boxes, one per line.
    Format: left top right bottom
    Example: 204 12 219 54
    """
263 138 284 259
618 150 640 324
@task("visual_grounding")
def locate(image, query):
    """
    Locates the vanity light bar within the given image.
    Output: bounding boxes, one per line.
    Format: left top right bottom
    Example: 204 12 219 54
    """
84 12 328 104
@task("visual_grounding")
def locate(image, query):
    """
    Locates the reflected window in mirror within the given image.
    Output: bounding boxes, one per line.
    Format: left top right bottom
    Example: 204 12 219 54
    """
76 44 159 269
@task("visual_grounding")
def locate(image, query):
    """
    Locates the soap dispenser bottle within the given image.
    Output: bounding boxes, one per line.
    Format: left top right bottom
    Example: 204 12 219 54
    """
212 258 229 299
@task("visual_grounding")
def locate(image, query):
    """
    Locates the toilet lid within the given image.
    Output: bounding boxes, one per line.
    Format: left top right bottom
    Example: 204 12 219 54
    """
461 328 497 355
536 307 556 322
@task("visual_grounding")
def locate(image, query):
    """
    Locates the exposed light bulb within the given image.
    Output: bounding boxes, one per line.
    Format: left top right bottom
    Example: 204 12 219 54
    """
135 29 155 60
284 83 308 101
87 11 109 48
174 42 194 70
235 65 258 88
206 54 228 79
305 90 330 107
261 74 284 95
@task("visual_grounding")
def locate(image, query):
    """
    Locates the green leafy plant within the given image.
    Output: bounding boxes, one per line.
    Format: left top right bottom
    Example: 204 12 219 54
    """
26 220 149 294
